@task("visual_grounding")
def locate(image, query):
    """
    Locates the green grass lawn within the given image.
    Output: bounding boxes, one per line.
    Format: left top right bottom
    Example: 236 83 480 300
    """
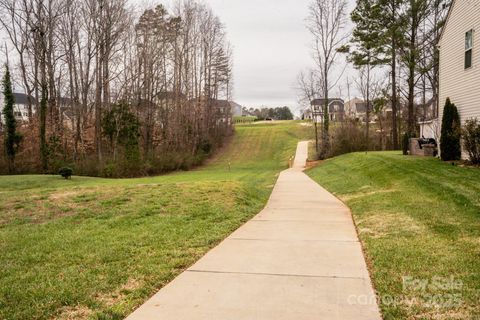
307 152 480 320
0 121 311 320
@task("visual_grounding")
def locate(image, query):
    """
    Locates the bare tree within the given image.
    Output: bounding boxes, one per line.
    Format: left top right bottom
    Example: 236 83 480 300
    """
0 0 233 176
0 0 35 121
307 0 349 158
356 68 387 149
354 67 386 149
297 70 322 153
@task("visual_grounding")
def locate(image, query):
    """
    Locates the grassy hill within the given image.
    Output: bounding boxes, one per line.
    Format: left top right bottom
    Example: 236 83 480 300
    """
0 121 311 320
307 152 480 320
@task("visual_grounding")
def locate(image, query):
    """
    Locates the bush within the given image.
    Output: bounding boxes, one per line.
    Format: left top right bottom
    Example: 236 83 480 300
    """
199 140 213 155
59 167 73 180
102 163 118 178
402 132 411 155
462 118 480 164
328 120 368 157
440 98 461 161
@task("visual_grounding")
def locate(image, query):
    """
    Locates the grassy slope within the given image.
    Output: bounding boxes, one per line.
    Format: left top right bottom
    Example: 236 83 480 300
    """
0 122 311 320
307 152 480 320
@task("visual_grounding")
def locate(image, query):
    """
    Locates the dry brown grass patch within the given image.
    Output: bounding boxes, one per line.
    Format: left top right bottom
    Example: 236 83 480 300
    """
49 190 81 201
341 189 398 201
97 278 142 308
55 305 93 320
357 212 426 238
412 306 474 320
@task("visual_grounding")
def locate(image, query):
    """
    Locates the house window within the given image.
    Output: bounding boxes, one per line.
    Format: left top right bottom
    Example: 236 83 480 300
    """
465 30 473 69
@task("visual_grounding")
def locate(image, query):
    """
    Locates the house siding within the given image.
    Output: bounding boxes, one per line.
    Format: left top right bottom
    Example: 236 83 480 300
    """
438 0 480 158
0 92 30 124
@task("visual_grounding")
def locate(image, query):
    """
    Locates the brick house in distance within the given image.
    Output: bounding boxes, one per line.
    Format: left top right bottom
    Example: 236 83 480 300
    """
438 0 480 158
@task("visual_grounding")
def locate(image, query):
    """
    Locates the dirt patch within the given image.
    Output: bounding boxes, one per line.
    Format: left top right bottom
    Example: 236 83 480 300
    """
457 160 480 169
97 278 142 308
341 189 398 201
412 306 473 320
306 160 323 169
49 190 81 201
460 236 480 247
0 189 103 226
299 122 313 127
55 305 93 320
358 212 426 238
136 183 162 188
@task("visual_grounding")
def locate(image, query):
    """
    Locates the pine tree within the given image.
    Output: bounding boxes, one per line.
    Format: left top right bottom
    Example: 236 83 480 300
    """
2 65 21 173
346 0 389 148
376 0 407 149
440 98 461 161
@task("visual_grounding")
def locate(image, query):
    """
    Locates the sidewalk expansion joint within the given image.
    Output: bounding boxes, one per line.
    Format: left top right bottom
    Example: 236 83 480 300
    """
252 219 351 223
186 269 368 281
265 207 348 210
228 237 359 243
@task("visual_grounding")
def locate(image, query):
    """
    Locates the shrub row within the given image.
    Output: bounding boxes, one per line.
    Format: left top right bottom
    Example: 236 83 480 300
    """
440 98 480 164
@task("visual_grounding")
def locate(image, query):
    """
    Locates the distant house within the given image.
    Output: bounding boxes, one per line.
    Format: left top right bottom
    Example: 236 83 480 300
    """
301 108 313 121
0 92 76 128
0 92 32 124
211 99 234 127
416 98 438 139
438 0 480 157
345 98 362 119
416 98 436 122
230 101 243 117
344 98 373 122
310 98 345 122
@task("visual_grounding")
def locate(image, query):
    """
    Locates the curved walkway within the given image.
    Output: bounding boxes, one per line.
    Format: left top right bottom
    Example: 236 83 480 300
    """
127 141 382 320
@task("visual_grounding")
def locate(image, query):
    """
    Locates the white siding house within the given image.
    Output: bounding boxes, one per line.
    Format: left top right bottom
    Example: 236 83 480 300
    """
0 92 31 125
438 0 480 157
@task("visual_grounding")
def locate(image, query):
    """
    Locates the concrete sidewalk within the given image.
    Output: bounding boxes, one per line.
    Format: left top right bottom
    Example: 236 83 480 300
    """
127 141 382 320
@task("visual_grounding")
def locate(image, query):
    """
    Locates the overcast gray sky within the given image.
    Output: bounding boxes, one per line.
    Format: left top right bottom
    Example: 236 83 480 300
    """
204 0 314 109
146 0 355 111
205 0 358 111
218 0 359 110
205 0 317 109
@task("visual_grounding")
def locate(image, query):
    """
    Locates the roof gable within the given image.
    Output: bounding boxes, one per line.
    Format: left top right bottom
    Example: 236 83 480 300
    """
13 93 34 105
311 98 344 106
438 0 456 45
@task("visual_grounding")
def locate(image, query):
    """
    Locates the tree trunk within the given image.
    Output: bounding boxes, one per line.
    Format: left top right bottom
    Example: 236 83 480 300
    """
391 39 399 150
366 63 371 151
322 65 329 158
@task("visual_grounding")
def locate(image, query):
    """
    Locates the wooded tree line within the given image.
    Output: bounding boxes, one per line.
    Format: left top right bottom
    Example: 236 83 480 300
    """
0 0 233 176
243 106 294 121
299 0 451 157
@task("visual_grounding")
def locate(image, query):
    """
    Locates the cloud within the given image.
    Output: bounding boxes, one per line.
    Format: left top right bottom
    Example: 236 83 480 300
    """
131 0 355 108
